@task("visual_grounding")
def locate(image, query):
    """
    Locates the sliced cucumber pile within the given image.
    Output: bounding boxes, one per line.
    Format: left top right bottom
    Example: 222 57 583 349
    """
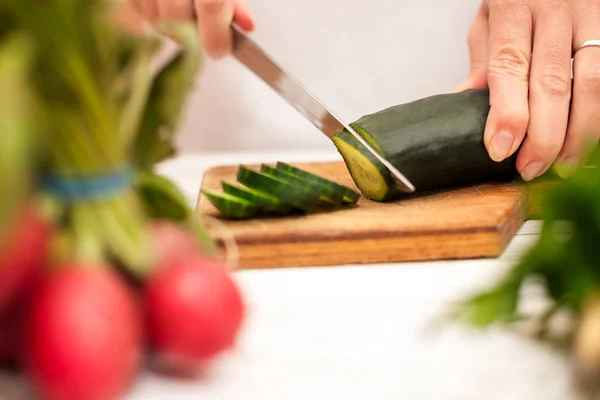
201 163 361 219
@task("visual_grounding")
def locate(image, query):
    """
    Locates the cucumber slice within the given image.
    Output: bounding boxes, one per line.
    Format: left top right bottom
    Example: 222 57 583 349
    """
332 131 391 201
275 162 360 204
221 181 293 214
260 164 343 206
237 166 321 212
201 188 260 219
221 181 278 205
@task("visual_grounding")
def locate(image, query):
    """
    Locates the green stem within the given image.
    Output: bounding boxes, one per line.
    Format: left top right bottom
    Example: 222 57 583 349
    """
119 37 158 148
72 203 105 263
47 106 101 171
67 54 120 163
93 194 153 277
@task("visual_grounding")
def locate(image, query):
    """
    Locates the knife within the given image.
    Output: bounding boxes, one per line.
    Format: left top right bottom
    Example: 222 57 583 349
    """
230 24 415 194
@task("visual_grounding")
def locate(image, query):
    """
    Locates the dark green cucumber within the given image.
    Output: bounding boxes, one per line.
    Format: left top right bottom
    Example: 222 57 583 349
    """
221 181 293 214
201 188 260 219
274 162 360 204
237 166 321 212
332 88 519 201
259 164 344 206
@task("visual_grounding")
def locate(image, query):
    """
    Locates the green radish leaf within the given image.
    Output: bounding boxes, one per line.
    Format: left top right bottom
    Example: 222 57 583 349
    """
135 171 218 253
132 21 204 169
455 144 600 329
453 249 542 328
136 171 191 221
453 287 523 328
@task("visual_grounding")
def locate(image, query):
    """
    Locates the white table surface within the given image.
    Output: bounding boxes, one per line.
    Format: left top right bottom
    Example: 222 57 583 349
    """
0 150 583 400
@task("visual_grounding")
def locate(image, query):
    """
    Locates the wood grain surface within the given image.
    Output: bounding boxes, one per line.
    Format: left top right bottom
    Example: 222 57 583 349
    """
195 161 545 270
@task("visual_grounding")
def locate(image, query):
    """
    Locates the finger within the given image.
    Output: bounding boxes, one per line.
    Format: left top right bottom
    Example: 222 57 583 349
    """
483 0 533 163
515 4 573 181
151 0 196 44
233 0 255 32
110 2 149 33
558 10 600 173
131 0 160 21
194 0 235 59
454 2 490 92
155 0 195 21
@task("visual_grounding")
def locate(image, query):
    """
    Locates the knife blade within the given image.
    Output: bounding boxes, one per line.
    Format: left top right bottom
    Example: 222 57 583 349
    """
230 24 415 194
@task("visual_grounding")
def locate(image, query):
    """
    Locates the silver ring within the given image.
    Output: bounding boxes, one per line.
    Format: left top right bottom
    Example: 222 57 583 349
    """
574 39 600 55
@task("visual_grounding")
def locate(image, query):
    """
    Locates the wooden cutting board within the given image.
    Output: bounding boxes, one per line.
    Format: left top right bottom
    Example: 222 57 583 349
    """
195 161 549 270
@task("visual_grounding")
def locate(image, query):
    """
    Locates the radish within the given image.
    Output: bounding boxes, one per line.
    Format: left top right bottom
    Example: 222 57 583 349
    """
0 259 44 371
0 206 51 314
0 271 40 370
23 265 143 400
0 301 23 369
149 221 200 265
144 254 245 375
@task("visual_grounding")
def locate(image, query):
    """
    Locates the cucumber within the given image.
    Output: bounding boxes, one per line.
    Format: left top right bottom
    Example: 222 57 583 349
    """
331 88 519 201
259 164 344 206
201 188 260 219
275 162 360 204
221 181 293 214
200 164 360 220
237 166 322 212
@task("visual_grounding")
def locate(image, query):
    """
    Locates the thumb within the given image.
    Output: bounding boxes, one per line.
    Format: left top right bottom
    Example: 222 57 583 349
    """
454 2 489 92
454 70 488 92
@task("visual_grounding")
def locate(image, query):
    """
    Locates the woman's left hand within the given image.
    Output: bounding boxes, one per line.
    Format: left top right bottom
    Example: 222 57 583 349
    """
113 0 255 59
456 0 600 180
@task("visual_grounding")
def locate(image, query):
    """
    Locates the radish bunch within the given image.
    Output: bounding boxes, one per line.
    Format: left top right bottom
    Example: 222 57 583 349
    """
1 1 248 398
0 212 246 400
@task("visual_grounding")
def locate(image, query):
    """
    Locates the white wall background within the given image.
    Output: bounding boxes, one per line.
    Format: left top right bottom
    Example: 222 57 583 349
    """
175 0 482 152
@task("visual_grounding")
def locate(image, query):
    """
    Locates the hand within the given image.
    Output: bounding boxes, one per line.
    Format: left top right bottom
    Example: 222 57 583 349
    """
456 0 600 180
114 0 255 59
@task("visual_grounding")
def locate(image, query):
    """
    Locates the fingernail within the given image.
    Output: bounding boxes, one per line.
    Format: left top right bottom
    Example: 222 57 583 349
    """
555 157 580 179
489 130 513 162
561 157 579 170
521 161 546 182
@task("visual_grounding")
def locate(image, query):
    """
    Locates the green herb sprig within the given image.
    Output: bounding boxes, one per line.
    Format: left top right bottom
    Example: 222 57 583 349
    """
455 148 600 328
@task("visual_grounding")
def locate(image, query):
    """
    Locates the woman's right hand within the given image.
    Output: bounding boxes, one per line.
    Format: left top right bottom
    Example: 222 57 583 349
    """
114 0 255 59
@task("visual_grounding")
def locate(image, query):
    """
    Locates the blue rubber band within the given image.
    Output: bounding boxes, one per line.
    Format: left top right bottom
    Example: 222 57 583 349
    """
41 167 133 203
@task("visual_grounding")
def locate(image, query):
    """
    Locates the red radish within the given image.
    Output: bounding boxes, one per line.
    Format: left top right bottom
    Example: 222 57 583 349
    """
144 254 245 374
23 265 143 400
0 302 23 369
0 262 44 370
148 221 199 265
0 273 41 369
0 206 51 314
